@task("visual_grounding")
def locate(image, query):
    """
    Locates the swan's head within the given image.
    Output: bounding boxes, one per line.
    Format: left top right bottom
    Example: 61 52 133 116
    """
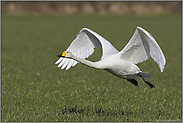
57 51 73 58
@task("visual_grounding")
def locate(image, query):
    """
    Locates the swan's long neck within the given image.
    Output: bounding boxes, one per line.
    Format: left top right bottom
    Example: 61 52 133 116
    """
70 55 98 69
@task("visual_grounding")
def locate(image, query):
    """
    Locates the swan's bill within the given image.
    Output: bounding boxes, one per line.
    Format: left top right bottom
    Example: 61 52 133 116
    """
57 51 67 57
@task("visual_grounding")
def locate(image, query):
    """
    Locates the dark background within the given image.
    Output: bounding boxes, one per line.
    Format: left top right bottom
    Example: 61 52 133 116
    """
1 1 181 15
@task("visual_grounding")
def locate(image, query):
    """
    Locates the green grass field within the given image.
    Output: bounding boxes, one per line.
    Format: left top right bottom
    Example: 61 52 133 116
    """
1 14 182 122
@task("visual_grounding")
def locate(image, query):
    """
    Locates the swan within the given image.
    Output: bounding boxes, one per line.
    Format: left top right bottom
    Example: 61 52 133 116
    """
55 27 166 88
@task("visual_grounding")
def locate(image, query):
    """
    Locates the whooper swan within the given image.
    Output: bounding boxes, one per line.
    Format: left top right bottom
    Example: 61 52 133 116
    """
55 27 166 88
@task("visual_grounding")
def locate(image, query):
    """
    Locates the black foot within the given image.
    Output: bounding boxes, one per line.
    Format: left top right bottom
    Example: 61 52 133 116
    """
127 79 138 86
145 81 155 88
138 73 155 88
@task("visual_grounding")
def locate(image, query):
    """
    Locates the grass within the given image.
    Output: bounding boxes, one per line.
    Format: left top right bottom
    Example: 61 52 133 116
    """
1 13 182 122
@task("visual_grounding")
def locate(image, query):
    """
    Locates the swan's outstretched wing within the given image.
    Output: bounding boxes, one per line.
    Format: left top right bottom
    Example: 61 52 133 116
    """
55 28 119 70
119 26 166 72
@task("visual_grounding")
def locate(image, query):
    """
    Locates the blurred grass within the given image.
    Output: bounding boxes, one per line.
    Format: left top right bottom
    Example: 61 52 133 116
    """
1 14 182 122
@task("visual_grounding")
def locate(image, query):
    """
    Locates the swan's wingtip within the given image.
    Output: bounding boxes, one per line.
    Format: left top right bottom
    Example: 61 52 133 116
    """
81 27 90 30
137 26 143 30
160 63 166 72
81 27 87 30
160 66 165 73
160 69 164 73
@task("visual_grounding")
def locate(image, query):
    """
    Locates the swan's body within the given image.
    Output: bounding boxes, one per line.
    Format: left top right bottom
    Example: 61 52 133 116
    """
56 27 166 88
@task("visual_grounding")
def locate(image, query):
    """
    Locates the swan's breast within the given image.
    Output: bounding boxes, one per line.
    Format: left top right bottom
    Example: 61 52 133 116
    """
96 55 141 79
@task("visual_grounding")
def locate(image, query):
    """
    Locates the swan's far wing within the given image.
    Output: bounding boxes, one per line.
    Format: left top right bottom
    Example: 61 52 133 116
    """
55 28 118 70
84 28 119 59
119 26 166 72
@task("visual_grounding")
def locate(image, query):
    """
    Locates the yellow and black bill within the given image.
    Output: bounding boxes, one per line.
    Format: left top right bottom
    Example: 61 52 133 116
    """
57 51 67 57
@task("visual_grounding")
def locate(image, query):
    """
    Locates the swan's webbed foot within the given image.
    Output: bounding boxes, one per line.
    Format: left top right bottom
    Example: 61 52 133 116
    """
127 79 138 86
138 73 155 88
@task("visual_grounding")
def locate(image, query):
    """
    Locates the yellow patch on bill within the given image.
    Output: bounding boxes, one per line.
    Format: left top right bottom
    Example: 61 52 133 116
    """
62 51 67 57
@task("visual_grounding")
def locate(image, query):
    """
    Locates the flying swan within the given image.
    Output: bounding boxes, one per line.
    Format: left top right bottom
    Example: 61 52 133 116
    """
55 27 166 88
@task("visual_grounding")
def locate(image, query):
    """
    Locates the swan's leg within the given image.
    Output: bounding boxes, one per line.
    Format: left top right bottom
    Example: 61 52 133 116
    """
138 73 155 88
127 79 138 86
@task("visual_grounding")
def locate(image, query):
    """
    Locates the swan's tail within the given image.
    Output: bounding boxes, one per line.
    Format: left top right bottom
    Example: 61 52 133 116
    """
141 72 151 78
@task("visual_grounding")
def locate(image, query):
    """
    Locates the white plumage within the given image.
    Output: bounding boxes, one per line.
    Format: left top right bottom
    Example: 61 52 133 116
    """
55 27 166 88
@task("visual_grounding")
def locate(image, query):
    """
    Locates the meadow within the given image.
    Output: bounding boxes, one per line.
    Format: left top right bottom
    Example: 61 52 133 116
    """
1 13 182 122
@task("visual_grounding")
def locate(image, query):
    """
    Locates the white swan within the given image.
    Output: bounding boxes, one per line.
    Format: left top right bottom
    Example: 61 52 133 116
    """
55 27 166 88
